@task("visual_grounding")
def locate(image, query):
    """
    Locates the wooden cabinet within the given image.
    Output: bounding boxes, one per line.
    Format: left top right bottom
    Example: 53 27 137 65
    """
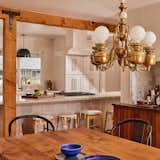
113 104 160 148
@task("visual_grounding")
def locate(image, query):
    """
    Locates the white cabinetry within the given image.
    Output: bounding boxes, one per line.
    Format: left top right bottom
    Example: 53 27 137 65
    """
65 56 83 75
65 55 99 93
65 75 81 92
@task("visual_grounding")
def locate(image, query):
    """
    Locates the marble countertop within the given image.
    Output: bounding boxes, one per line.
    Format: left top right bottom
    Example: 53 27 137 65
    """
15 92 121 106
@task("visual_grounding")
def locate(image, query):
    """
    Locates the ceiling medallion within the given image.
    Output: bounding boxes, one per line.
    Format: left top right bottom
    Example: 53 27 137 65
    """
91 0 156 71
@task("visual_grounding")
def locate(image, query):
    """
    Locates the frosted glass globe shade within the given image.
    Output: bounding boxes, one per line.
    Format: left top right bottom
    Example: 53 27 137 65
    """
94 26 110 43
130 25 146 43
143 31 156 46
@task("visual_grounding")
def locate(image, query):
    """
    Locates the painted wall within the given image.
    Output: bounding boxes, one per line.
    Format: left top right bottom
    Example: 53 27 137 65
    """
52 36 66 90
16 28 121 93
120 3 160 103
17 35 55 89
151 62 160 85
52 29 121 92
128 2 160 60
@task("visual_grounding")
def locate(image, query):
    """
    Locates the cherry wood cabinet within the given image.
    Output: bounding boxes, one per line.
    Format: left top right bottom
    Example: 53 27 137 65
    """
113 103 160 148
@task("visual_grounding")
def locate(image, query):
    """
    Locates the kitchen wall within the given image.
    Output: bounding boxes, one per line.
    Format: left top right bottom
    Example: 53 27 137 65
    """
151 62 160 85
120 3 160 103
128 2 160 58
131 71 155 102
17 35 55 89
105 62 120 92
52 36 66 90
17 24 121 93
52 29 121 93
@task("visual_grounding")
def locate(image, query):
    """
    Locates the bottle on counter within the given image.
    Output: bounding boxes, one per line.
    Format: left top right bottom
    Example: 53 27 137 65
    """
155 85 160 94
46 80 53 90
155 91 160 105
146 90 152 105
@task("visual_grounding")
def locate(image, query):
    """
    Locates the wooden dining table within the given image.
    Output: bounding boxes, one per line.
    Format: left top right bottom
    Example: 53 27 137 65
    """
0 128 160 160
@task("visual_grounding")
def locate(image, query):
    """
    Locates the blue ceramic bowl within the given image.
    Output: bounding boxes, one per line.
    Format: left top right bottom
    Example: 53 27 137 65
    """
60 144 82 157
82 155 120 160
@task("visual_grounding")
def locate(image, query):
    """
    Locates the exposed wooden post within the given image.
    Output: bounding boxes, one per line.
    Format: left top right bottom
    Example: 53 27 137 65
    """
3 16 16 137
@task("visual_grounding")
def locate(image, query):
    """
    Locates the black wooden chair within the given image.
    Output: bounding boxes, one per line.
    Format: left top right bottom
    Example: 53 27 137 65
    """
8 115 55 136
106 118 152 145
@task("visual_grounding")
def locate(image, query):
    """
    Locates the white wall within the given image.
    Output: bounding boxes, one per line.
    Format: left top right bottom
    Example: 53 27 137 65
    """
121 3 160 103
17 35 55 89
128 3 160 60
16 28 121 93
0 20 3 50
0 35 3 50
52 29 121 92
52 36 66 90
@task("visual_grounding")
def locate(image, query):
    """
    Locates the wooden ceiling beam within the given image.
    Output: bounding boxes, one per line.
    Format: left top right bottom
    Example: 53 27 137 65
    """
0 6 116 32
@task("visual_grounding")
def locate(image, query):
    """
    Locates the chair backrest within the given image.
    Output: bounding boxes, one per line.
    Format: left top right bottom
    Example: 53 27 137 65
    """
111 118 152 145
8 115 55 136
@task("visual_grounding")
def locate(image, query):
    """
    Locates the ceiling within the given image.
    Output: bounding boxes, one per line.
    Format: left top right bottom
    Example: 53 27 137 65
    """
17 22 67 37
1 0 160 23
16 22 95 38
0 20 94 38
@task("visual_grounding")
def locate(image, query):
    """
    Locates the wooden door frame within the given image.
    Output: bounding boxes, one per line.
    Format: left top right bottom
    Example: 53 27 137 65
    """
0 6 116 137
0 13 17 137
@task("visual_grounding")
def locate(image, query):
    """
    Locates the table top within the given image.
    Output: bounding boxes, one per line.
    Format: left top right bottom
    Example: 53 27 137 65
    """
0 128 160 160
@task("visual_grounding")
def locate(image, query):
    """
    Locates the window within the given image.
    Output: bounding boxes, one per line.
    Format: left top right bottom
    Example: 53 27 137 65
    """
16 57 41 89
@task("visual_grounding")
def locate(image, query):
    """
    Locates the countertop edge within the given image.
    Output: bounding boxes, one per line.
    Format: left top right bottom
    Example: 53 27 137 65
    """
113 103 160 112
16 95 121 106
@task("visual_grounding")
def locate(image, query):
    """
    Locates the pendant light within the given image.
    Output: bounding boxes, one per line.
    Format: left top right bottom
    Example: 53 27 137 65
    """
17 34 31 57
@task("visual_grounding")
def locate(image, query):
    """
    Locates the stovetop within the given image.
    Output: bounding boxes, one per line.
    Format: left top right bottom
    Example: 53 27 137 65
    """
57 92 95 96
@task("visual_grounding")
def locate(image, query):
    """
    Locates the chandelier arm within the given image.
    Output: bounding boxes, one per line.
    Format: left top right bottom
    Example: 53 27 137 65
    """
136 66 147 72
100 58 115 71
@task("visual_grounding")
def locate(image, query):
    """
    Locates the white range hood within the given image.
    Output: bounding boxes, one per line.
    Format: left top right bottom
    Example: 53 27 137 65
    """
66 29 93 56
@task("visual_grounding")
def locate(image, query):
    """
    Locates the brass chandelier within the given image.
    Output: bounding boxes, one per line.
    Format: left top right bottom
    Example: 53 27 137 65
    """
91 0 156 71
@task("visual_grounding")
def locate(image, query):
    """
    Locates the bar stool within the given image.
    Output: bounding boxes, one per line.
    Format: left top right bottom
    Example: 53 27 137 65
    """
34 115 54 133
78 110 103 131
104 111 113 132
56 113 78 130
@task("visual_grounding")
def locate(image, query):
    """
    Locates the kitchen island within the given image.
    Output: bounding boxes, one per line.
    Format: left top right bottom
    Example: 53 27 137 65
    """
0 92 120 136
113 103 160 148
17 93 120 122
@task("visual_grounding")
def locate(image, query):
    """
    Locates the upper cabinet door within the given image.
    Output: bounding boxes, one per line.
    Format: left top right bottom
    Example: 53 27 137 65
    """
65 56 84 75
65 75 81 92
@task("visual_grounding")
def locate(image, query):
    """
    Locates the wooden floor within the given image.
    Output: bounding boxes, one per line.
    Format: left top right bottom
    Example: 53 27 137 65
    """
0 128 160 160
